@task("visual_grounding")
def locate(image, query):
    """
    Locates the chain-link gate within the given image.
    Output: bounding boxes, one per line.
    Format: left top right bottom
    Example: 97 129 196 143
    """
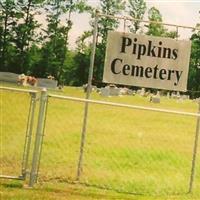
0 87 38 181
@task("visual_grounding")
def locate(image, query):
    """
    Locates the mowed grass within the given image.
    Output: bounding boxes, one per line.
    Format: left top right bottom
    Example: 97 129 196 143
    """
1 85 200 199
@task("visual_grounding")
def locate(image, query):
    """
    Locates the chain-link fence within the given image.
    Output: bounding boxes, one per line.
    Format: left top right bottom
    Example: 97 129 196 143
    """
0 87 38 180
35 92 199 195
82 104 198 195
1 87 200 194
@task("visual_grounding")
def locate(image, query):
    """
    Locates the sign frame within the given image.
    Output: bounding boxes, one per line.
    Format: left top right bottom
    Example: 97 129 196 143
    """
103 31 191 92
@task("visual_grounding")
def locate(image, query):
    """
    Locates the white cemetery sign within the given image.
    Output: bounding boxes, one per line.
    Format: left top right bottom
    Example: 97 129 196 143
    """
103 31 191 91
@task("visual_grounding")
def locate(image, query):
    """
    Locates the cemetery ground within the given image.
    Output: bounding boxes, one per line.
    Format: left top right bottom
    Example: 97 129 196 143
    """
1 84 200 200
1 180 199 200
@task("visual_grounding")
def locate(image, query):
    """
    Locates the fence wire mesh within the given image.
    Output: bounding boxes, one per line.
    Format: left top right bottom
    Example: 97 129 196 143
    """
0 89 37 177
81 104 199 195
38 97 84 182
37 92 199 195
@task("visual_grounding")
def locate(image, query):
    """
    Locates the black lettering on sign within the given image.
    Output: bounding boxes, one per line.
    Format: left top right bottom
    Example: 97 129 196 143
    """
120 37 179 60
110 58 183 86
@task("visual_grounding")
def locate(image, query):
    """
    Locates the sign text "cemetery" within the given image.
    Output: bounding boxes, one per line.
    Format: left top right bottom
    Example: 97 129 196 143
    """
103 31 191 91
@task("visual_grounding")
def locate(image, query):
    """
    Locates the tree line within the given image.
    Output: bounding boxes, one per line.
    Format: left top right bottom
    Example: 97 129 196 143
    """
0 0 199 96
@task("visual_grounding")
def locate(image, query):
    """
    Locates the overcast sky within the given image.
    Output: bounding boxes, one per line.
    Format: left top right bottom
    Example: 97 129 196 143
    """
47 0 200 49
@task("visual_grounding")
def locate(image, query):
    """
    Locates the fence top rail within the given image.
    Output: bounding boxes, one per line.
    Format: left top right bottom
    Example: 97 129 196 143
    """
48 94 200 118
0 86 38 94
97 12 200 31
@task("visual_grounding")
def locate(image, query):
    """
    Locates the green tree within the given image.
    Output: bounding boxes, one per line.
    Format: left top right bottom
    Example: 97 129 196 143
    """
147 6 177 39
0 0 44 74
147 7 166 36
94 0 125 84
127 0 146 33
72 31 92 86
12 0 44 74
188 16 200 98
0 0 18 72
27 44 42 76
40 0 90 84
73 0 125 86
71 52 90 86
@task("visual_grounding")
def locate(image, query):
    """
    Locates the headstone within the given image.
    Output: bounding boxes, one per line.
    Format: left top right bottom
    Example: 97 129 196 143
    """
100 88 110 96
150 95 160 103
141 88 145 96
182 95 190 100
109 87 120 96
137 89 141 94
0 72 18 83
171 92 177 99
176 91 181 99
127 89 134 95
37 78 58 89
156 91 160 96
144 91 150 97
120 88 128 95
167 92 170 99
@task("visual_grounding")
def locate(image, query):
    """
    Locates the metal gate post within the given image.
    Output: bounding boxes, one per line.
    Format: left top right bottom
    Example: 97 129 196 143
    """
189 100 200 193
21 92 37 179
29 89 48 187
76 10 99 180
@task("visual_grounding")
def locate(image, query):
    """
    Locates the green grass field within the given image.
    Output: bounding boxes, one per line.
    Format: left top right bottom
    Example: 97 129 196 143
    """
1 85 200 199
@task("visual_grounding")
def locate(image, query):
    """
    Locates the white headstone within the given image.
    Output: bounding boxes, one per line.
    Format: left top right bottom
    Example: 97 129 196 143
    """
150 95 160 103
141 88 145 96
167 92 170 99
0 72 18 83
100 88 110 96
37 78 58 89
109 87 120 96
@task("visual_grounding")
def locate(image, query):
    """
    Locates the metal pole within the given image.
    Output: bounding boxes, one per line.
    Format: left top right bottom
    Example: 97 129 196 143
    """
29 89 47 187
176 26 179 40
48 94 200 118
189 100 200 193
0 86 37 94
97 13 200 31
21 92 37 179
35 97 49 183
76 10 99 181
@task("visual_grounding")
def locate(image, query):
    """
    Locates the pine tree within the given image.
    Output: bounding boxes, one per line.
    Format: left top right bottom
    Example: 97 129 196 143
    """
13 0 44 73
94 0 125 84
127 0 146 33
40 0 90 84
0 0 18 72
188 13 200 97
